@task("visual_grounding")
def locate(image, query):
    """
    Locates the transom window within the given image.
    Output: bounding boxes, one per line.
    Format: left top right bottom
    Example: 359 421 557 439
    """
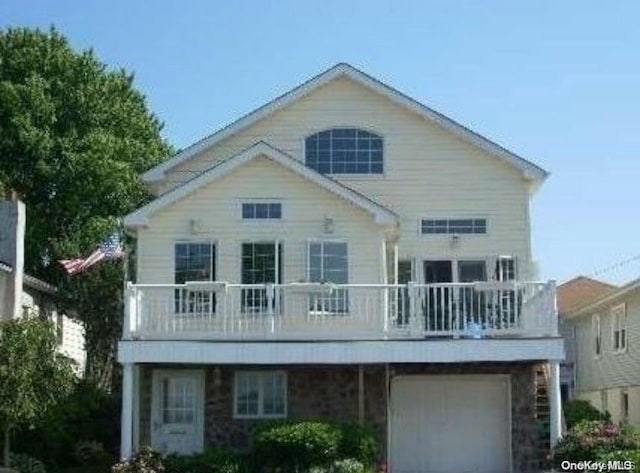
305 128 383 174
421 218 487 235
612 304 627 352
234 371 286 418
242 202 282 220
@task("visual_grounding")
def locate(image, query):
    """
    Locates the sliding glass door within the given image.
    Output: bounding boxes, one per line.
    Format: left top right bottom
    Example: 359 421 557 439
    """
241 242 283 313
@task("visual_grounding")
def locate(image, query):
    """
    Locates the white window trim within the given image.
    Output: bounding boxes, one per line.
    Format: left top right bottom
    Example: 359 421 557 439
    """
302 127 386 177
238 198 285 222
173 240 217 283
611 303 627 354
593 314 602 359
418 216 490 238
306 239 349 283
233 371 287 419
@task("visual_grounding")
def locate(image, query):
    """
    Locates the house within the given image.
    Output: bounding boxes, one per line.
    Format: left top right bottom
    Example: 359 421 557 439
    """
556 276 617 401
0 198 86 374
117 63 564 473
564 277 640 425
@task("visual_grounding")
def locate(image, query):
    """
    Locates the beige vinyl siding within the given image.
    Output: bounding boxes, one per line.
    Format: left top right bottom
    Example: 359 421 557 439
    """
572 288 640 400
154 77 532 276
137 156 384 285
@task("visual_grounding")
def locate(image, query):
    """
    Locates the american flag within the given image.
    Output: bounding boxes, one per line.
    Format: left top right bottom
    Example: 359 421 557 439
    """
59 233 125 275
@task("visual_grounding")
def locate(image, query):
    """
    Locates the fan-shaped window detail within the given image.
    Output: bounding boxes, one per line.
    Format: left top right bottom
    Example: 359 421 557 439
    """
305 128 383 174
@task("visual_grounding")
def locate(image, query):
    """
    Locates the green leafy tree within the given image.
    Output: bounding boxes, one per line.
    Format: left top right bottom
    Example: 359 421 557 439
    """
0 317 75 467
0 27 172 388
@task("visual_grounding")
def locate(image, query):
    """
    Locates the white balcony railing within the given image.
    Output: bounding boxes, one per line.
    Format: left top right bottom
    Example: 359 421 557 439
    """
123 281 558 341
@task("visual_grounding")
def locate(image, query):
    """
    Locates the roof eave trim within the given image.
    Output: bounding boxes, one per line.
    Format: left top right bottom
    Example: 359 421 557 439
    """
128 141 398 230
142 63 548 184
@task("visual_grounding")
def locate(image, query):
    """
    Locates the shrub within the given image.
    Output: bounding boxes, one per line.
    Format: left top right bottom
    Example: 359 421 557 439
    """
308 458 373 473
73 441 110 466
9 453 47 473
596 449 640 463
111 447 164 473
552 421 640 465
254 421 342 471
253 421 378 472
337 425 377 466
164 447 247 473
15 381 119 468
564 399 610 429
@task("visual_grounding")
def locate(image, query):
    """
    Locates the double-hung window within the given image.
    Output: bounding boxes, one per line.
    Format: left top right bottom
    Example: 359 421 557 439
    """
234 371 286 418
174 242 215 314
612 304 627 353
308 241 348 313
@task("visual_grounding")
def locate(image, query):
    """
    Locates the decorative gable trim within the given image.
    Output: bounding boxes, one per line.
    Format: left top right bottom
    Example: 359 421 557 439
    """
125 141 398 229
142 63 548 184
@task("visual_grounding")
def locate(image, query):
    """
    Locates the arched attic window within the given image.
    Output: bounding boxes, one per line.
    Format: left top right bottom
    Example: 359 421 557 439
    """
305 128 383 174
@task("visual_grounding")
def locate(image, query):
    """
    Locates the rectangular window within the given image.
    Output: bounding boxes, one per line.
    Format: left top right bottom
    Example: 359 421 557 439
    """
593 314 602 357
622 390 629 421
612 304 627 352
242 202 282 220
308 241 348 313
162 376 196 424
421 218 487 235
241 242 283 313
234 371 286 418
174 242 215 314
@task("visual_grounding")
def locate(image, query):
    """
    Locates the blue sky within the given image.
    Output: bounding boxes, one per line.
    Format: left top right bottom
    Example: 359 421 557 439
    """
2 1 639 284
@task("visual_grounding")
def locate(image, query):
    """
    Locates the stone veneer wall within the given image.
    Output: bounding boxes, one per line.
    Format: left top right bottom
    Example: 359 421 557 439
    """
136 362 545 472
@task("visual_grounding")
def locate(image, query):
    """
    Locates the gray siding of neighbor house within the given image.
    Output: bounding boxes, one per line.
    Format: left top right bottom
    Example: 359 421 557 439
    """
572 288 640 392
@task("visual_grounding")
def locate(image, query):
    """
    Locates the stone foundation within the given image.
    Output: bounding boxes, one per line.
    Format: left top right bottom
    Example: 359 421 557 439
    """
137 361 545 472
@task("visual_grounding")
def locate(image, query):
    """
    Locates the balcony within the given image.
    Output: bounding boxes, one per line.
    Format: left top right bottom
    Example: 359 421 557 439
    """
123 281 558 341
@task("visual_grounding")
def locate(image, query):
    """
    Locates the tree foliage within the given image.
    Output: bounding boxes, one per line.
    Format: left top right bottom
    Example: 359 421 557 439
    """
0 27 172 387
0 317 75 466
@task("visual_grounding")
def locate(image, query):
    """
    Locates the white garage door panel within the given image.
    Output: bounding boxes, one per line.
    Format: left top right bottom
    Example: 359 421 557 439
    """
391 375 511 473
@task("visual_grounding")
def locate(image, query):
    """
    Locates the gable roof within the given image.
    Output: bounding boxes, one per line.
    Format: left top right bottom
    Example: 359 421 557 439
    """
125 141 399 229
142 63 549 184
557 276 617 314
567 277 640 318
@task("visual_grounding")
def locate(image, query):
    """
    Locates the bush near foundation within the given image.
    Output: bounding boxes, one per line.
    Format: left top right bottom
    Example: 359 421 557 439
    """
253 421 377 472
552 421 640 466
563 399 610 430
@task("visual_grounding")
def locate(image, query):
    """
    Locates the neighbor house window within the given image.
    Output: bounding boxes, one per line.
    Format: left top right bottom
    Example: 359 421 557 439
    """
308 241 348 313
612 304 627 352
234 371 286 418
174 242 215 314
305 128 383 174
593 314 602 357
421 218 487 235
242 202 282 220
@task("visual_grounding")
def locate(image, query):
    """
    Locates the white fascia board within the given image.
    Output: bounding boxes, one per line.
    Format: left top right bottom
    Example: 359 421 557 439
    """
126 141 398 229
142 63 548 184
118 338 565 365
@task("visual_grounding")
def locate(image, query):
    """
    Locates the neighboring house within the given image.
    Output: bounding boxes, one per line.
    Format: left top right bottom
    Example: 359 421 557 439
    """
118 63 563 473
557 276 617 401
0 198 86 374
565 277 640 426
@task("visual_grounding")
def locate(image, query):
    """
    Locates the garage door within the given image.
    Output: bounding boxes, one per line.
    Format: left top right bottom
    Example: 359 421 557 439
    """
390 375 511 473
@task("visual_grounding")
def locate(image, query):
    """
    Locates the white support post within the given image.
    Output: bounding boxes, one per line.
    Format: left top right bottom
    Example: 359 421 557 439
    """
549 360 562 447
120 363 134 460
